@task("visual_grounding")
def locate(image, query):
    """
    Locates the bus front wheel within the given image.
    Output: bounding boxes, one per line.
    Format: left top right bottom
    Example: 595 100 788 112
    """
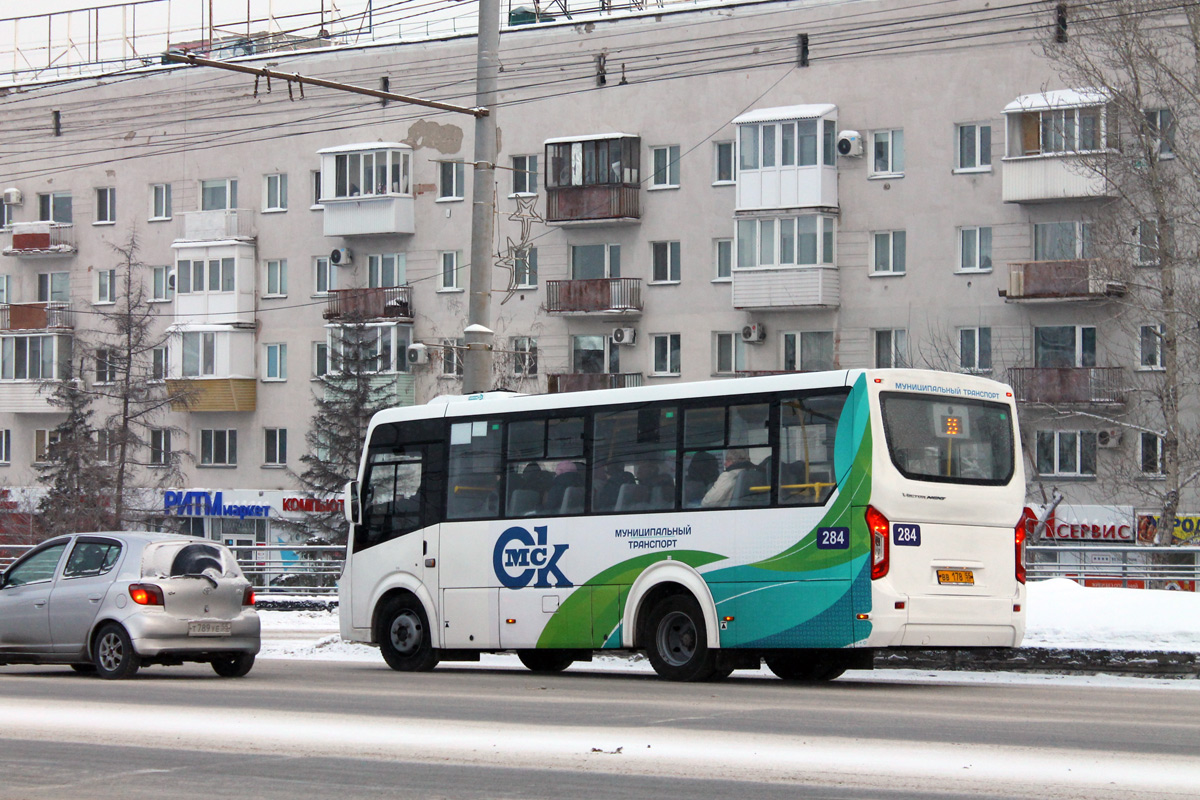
644 594 719 682
376 596 439 672
517 650 575 673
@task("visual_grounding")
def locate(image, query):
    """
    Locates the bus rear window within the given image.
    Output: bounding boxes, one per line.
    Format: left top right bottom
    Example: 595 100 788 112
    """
880 393 1014 485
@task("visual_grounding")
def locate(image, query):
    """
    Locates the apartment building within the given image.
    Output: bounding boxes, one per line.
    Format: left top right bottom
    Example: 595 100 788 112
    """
0 0 1174 547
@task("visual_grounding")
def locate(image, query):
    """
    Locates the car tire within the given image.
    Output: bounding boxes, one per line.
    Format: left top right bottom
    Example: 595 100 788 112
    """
93 623 141 680
517 650 575 673
644 594 719 682
375 596 438 672
211 653 255 678
70 663 97 674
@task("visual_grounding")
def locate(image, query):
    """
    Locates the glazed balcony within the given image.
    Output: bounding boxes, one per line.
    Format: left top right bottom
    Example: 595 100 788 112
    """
2 222 76 257
0 302 73 330
545 278 642 316
547 372 644 393
1004 260 1124 301
1009 367 1125 405
323 286 413 321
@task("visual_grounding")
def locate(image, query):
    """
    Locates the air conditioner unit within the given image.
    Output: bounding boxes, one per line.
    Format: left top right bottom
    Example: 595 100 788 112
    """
1097 428 1123 448
2 188 22 205
330 247 353 266
741 323 766 343
166 270 177 292
836 131 863 158
611 327 637 345
406 343 430 365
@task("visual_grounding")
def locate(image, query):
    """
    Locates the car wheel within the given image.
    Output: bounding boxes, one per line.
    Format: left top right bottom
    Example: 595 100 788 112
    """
375 596 438 672
765 653 848 682
93 623 141 680
211 653 255 678
644 594 719 682
517 650 575 673
70 663 97 674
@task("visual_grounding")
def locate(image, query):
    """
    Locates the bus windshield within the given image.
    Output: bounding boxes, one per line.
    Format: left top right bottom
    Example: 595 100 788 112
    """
880 392 1014 485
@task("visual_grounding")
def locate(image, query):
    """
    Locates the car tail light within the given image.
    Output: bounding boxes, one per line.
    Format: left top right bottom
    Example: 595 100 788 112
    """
866 505 890 580
1014 506 1034 584
242 586 256 606
129 583 164 606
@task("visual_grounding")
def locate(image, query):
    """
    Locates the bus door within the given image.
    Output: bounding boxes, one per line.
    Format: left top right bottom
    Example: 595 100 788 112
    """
349 423 444 634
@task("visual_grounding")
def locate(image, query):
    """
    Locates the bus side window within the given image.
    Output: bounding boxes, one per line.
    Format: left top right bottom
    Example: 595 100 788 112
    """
447 420 503 519
359 448 425 552
777 392 846 506
592 405 677 513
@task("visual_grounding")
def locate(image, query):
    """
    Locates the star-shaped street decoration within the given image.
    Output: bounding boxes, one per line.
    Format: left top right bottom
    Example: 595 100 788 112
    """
508 194 543 243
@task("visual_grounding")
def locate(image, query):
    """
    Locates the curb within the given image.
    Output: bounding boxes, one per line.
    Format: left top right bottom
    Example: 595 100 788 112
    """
877 647 1200 677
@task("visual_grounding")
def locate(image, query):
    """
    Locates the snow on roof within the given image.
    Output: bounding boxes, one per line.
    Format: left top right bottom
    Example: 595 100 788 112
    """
542 132 639 145
1004 89 1108 114
316 142 412 154
732 104 837 124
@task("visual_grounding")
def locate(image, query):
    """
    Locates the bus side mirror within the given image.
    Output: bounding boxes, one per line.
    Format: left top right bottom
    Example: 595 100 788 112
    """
344 480 361 526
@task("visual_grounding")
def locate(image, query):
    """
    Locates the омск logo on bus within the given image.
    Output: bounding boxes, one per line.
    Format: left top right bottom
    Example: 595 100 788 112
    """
493 525 573 588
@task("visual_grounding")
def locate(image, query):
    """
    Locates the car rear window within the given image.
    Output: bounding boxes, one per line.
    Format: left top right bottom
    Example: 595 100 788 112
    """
142 541 242 579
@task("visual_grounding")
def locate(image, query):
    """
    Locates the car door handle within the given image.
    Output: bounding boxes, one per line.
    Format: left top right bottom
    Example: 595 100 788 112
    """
33 600 46 608
88 595 103 603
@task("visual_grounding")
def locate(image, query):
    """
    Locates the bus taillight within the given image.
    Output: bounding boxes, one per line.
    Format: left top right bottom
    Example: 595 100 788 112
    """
1015 507 1034 584
866 505 890 580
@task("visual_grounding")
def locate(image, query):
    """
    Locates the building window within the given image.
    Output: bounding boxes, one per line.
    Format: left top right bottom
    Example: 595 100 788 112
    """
440 251 460 290
0 429 10 464
1145 108 1174 157
1035 430 1096 477
265 259 287 297
38 192 72 224
96 269 117 304
872 230 907 275
783 331 834 372
1 334 63 380
441 338 465 376
95 430 119 464
1136 220 1159 266
650 145 680 188
439 161 465 200
368 254 405 288
200 429 238 466
570 243 620 279
149 429 172 466
875 329 909 368
1140 324 1164 369
264 343 287 381
653 333 681 376
95 187 116 224
151 346 168 381
329 148 411 198
313 342 329 378
714 239 732 280
736 216 835 268
312 170 323 206
152 266 174 301
0 275 8 304
37 272 70 303
651 241 681 283
264 428 287 465
34 429 62 463
200 179 237 211
0 203 11 229
151 183 172 220
326 324 409 375
956 123 992 171
264 173 288 212
714 332 745 374
95 349 117 384
512 155 539 195
1011 104 1109 156
510 336 537 376
514 247 537 288
959 227 993 271
871 129 904 175
546 137 640 188
314 256 335 295
1034 325 1096 368
182 331 217 377
958 327 992 372
1034 221 1093 260
714 141 735 184
1140 432 1164 475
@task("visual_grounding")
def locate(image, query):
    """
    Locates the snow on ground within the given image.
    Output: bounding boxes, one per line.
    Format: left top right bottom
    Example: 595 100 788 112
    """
256 579 1200 680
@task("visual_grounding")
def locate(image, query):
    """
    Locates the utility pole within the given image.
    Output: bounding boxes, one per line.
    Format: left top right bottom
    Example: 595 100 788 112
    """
462 0 500 394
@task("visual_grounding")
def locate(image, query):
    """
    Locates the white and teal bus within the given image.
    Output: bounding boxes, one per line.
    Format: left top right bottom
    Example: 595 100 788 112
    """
340 368 1027 682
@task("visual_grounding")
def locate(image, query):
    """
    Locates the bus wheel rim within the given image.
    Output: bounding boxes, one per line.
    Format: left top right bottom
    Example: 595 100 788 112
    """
390 612 423 655
657 610 697 667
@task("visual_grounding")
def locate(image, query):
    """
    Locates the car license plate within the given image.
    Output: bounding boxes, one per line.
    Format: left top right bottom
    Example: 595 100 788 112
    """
937 569 974 585
188 620 232 637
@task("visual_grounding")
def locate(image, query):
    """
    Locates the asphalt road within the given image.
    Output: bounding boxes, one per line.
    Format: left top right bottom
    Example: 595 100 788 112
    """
1 658 1198 800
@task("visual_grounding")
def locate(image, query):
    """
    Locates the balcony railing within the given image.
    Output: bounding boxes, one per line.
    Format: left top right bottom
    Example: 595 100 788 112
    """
545 278 642 314
546 185 640 224
732 266 839 310
547 372 644 393
2 222 76 256
1001 154 1111 203
0 302 73 330
1005 260 1124 301
166 377 257 412
1009 366 1125 405
178 209 255 241
323 286 413 321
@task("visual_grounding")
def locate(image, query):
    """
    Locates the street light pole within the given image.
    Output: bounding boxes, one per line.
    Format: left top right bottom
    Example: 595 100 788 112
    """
462 0 500 394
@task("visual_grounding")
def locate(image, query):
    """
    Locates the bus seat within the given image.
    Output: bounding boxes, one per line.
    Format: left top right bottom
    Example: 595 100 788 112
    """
558 486 584 515
732 469 768 506
649 483 673 509
614 483 650 512
683 480 706 508
508 489 542 517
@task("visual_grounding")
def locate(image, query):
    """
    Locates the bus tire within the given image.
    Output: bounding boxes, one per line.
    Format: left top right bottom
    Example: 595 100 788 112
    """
517 650 575 673
376 596 439 672
765 653 846 682
644 594 719 682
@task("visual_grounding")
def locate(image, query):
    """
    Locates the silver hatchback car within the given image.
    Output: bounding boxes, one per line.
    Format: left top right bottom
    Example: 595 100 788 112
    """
0 532 260 679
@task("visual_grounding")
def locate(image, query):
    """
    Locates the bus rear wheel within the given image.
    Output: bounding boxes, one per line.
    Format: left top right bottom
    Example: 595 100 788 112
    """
517 650 575 673
765 653 847 682
645 595 719 682
376 596 439 672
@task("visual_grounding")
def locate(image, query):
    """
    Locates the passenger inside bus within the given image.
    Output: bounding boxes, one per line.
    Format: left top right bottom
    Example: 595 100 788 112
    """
702 449 756 507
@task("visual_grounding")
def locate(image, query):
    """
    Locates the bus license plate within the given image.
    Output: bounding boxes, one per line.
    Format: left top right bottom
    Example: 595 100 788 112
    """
937 570 974 586
188 620 232 637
